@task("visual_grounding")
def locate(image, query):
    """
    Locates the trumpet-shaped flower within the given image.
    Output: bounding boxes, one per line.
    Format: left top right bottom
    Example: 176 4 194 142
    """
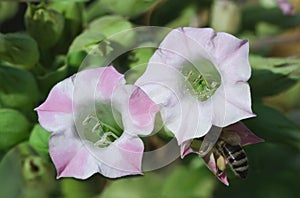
136 27 255 145
181 122 264 185
35 66 159 179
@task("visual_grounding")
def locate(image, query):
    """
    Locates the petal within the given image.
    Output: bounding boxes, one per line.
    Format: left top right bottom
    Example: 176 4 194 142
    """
50 127 144 179
49 126 99 179
203 153 229 186
129 87 160 131
112 85 159 136
74 66 125 104
211 83 255 127
213 35 251 84
168 95 212 144
35 76 74 132
137 66 213 143
136 61 185 95
87 132 144 177
180 140 193 158
223 122 264 146
155 27 215 63
97 66 126 100
174 28 251 85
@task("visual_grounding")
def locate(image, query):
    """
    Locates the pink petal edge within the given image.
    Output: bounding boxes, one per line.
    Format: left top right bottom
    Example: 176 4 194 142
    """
224 122 264 146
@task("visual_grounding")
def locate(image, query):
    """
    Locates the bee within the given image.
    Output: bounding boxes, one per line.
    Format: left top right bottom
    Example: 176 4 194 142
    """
213 134 248 179
197 126 249 179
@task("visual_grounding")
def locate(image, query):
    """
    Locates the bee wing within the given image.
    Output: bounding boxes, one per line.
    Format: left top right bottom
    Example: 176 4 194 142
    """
198 126 222 157
220 131 241 145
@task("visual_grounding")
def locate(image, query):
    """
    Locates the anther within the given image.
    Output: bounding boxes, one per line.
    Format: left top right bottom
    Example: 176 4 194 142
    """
186 71 193 79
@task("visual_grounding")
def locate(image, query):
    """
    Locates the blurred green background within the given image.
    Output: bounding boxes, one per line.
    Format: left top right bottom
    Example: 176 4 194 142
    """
0 0 300 197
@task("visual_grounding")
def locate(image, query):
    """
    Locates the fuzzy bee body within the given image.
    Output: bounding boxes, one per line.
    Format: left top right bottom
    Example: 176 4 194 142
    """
215 139 248 179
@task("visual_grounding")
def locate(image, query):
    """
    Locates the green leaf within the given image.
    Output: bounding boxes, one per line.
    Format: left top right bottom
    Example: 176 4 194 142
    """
0 2 19 24
242 6 300 31
67 30 106 69
166 5 199 28
0 109 31 151
0 33 39 69
88 15 135 47
99 174 162 198
68 30 105 54
25 4 65 49
161 164 215 198
50 1 84 52
61 176 105 198
29 125 50 157
84 0 107 22
244 103 300 149
249 55 300 97
0 65 39 112
36 55 68 96
125 48 154 84
99 163 216 198
99 0 158 18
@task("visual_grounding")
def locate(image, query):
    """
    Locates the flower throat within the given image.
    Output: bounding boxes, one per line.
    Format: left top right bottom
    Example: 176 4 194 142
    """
82 115 120 148
183 60 221 101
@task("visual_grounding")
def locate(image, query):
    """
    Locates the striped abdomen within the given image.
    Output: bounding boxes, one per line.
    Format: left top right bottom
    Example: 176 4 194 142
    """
216 140 248 179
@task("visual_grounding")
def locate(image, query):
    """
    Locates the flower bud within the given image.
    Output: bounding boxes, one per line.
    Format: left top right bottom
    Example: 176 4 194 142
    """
0 65 39 112
0 33 39 69
50 2 83 41
25 4 64 49
0 109 31 150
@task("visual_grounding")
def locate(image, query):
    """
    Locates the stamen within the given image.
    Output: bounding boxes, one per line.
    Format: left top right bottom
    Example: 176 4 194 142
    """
82 114 120 148
82 116 92 125
93 132 119 147
82 115 98 125
183 68 221 101
186 70 193 79
92 122 102 133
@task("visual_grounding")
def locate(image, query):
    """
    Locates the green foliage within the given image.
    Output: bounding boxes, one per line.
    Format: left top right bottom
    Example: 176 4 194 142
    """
25 4 65 49
29 124 50 157
0 143 58 198
0 65 39 112
214 143 300 198
0 109 31 151
89 15 135 47
0 33 39 69
249 55 300 97
99 162 215 198
67 30 106 70
99 0 158 18
244 103 300 149
36 55 68 96
49 1 84 52
0 2 18 24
